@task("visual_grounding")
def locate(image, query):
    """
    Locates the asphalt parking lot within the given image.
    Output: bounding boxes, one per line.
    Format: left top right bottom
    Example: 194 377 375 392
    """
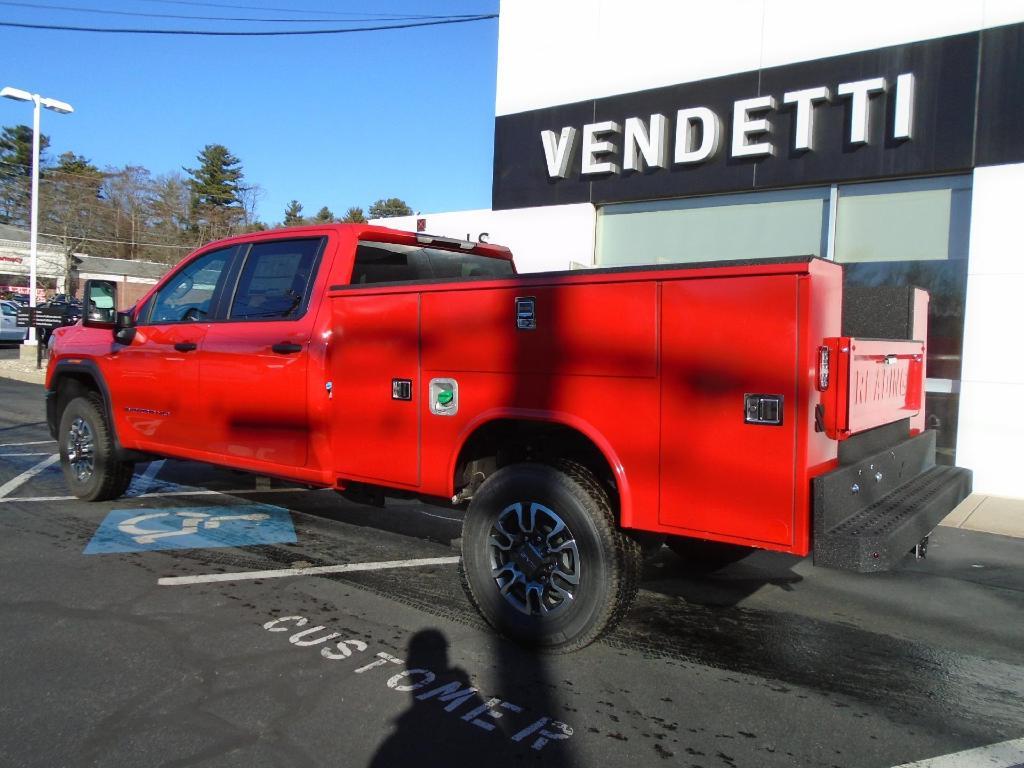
0 376 1022 768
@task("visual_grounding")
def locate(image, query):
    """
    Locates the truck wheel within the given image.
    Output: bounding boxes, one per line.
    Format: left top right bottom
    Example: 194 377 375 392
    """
460 462 641 653
58 394 134 501
666 536 752 572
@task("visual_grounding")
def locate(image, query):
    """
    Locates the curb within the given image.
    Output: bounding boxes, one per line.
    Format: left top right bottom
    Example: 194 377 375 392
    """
0 369 45 386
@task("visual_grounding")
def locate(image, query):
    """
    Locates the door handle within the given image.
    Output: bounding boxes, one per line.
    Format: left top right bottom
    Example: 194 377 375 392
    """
174 342 197 352
272 342 303 354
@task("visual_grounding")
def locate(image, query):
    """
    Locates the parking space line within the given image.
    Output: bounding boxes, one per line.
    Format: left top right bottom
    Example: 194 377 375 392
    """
0 452 51 457
0 486 310 504
0 440 56 448
131 460 166 495
892 737 1024 767
158 555 461 586
0 454 60 498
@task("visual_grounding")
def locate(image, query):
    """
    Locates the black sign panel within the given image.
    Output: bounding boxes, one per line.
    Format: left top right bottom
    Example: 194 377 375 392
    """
14 307 71 329
34 311 66 329
491 25 1021 210
976 23 1024 166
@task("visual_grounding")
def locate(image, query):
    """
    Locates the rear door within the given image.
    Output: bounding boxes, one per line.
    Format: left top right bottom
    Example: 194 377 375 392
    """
197 236 326 468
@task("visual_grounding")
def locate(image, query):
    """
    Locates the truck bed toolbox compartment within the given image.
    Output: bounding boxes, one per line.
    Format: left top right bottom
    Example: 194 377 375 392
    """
812 430 972 572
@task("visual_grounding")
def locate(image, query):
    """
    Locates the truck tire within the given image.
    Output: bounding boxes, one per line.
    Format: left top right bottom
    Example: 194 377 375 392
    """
666 536 752 572
58 394 134 501
460 462 641 653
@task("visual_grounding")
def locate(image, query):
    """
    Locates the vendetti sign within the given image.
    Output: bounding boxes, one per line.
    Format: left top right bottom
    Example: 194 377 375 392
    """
491 27 1023 210
540 74 915 178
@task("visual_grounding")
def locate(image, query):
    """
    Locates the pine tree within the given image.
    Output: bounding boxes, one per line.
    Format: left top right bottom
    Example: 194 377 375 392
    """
0 124 51 225
313 206 335 224
184 144 246 240
341 206 367 223
368 198 413 219
283 199 305 226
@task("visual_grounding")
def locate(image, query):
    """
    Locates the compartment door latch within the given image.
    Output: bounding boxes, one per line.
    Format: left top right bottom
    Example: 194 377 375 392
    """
744 394 784 426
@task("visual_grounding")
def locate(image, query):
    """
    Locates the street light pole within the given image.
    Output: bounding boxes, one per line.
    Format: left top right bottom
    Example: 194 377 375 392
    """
0 85 74 346
28 94 41 344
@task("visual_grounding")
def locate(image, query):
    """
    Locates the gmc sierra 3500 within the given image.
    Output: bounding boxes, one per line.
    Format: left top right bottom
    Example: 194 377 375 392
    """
47 224 972 651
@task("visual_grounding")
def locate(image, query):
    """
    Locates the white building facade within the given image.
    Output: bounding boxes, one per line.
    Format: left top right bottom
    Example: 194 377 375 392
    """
375 1 1024 498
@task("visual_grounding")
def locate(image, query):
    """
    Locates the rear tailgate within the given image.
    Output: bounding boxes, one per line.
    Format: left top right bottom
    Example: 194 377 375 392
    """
821 337 925 440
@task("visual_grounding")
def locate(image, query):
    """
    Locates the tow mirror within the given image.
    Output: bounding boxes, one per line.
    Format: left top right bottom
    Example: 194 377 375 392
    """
82 279 117 328
114 311 136 346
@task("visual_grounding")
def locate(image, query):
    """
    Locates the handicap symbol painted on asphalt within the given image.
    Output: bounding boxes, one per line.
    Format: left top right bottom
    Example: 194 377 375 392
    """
84 503 297 554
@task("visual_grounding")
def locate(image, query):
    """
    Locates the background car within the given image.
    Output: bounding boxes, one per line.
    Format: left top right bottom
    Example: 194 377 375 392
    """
0 299 28 343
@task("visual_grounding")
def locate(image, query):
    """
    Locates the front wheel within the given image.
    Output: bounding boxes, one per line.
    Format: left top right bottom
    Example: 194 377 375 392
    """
58 394 134 501
460 462 641 653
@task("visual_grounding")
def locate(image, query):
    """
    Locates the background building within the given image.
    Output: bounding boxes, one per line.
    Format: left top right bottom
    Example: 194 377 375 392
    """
374 0 1024 499
71 255 169 309
0 222 67 299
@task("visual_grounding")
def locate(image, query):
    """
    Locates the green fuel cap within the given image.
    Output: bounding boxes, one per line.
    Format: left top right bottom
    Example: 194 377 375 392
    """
429 378 458 416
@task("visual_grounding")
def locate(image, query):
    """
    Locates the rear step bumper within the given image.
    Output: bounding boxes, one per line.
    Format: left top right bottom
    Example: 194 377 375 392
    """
813 430 972 572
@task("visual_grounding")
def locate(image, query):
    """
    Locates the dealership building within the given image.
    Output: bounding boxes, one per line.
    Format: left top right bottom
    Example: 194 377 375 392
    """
375 1 1024 499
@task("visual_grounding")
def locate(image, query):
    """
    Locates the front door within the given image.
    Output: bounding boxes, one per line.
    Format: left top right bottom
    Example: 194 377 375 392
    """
107 246 236 453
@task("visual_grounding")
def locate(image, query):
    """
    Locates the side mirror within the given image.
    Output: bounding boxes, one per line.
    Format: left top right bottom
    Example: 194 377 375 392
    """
82 279 117 328
113 311 136 346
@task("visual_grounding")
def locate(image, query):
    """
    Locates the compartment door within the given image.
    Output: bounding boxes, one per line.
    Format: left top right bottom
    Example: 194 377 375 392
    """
659 276 799 546
331 293 420 488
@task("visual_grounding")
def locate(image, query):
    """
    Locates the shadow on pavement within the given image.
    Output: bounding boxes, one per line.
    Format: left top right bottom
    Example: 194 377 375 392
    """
368 629 575 767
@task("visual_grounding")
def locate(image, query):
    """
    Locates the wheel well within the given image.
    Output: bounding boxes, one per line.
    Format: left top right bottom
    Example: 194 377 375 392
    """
53 372 103 426
454 419 618 508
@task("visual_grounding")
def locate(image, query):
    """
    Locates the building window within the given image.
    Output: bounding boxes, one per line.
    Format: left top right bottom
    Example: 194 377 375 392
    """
834 176 972 263
835 175 971 465
596 187 829 267
594 174 972 463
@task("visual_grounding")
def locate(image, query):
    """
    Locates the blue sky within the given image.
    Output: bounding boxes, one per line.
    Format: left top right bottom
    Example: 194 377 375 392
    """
0 1 499 223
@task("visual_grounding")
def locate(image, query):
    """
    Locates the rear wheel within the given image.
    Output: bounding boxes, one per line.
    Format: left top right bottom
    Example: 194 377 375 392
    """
58 394 134 501
460 462 641 652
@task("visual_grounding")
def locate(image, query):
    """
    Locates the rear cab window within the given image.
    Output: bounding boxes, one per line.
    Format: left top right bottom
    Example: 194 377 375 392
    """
351 241 514 285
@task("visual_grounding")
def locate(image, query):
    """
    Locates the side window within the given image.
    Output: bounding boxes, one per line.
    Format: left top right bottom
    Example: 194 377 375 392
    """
229 238 323 320
1 303 14 317
146 246 235 324
351 242 431 284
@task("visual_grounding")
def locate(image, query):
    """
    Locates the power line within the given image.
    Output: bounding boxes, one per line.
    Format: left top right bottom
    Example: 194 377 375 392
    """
0 13 497 35
39 232 195 250
137 0 482 18
0 1 475 23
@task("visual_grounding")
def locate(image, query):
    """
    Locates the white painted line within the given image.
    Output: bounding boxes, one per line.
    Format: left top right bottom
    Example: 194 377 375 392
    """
159 556 461 586
0 440 56 448
892 737 1024 768
130 459 166 495
0 454 60 498
416 508 463 523
0 452 50 457
0 486 310 504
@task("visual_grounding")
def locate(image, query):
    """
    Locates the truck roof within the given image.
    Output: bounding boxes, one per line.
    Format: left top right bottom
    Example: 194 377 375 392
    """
193 223 514 262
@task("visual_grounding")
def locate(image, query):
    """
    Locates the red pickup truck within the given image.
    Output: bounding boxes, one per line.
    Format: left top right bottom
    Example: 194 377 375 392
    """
47 224 972 651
